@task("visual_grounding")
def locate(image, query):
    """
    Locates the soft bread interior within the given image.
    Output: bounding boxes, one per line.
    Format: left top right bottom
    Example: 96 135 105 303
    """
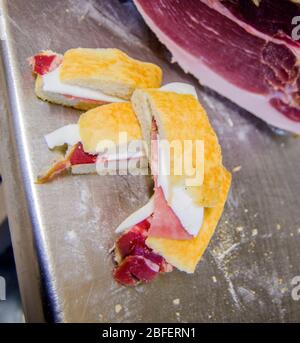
132 88 224 207
131 89 153 157
35 75 106 111
60 48 162 100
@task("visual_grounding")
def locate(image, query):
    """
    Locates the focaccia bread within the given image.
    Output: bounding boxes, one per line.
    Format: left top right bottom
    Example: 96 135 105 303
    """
132 88 223 207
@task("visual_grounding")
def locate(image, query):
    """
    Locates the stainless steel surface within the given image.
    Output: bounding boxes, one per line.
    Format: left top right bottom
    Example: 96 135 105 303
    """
0 0 300 323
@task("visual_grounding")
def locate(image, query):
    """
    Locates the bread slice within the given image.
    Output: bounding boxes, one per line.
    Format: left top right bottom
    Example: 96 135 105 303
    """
60 48 162 99
131 88 224 207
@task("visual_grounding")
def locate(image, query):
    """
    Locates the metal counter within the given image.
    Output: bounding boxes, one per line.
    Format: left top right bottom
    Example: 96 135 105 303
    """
0 0 300 322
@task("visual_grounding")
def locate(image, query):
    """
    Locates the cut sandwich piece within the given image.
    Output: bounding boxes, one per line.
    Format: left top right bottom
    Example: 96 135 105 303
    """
113 84 231 285
37 102 147 183
132 87 224 208
29 48 162 110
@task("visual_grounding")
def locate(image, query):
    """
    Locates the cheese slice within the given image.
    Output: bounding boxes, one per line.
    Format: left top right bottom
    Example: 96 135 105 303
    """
115 197 154 234
45 124 80 149
160 82 198 99
42 67 125 103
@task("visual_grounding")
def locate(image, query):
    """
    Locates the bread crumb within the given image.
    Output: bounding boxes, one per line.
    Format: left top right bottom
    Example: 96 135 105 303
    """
115 304 122 314
252 229 258 237
227 117 234 127
276 224 281 230
176 312 180 317
212 276 217 283
297 228 300 234
244 209 249 213
232 165 242 173
173 298 180 306
236 226 244 232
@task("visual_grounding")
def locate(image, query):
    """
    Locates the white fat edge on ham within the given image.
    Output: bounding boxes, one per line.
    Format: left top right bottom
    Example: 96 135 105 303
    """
42 67 125 103
115 196 154 234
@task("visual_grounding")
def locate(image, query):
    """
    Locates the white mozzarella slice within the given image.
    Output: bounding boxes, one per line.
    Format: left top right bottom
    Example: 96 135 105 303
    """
115 197 154 234
160 82 198 99
45 124 80 149
42 67 125 103
170 187 204 237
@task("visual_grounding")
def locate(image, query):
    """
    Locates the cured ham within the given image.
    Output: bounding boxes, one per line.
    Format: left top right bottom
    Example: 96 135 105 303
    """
113 220 172 286
149 186 193 240
133 0 300 133
29 52 62 75
37 143 97 183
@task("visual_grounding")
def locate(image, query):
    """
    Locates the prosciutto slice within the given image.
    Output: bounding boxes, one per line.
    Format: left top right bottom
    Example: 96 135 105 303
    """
113 219 172 286
133 0 300 133
29 52 62 75
149 186 193 240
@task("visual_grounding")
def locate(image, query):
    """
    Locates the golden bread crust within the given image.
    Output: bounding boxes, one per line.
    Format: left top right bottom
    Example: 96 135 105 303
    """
60 48 162 98
78 102 142 153
138 89 223 207
146 167 232 273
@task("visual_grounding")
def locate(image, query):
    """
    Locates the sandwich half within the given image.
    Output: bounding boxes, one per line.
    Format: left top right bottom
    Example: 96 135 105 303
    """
113 84 231 285
29 48 162 110
37 102 147 183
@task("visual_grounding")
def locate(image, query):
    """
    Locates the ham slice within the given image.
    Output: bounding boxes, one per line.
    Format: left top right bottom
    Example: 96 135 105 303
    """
37 143 97 183
113 255 159 286
113 220 172 286
148 187 193 240
133 0 300 133
29 52 63 75
69 142 97 165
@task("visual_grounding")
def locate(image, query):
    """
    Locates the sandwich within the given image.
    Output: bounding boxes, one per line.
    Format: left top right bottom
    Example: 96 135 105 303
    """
37 102 148 183
29 48 162 110
113 84 231 286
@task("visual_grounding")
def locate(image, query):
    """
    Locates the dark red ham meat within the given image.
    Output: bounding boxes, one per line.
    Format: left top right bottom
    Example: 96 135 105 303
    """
113 219 173 286
133 0 300 133
69 143 98 166
29 53 62 75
